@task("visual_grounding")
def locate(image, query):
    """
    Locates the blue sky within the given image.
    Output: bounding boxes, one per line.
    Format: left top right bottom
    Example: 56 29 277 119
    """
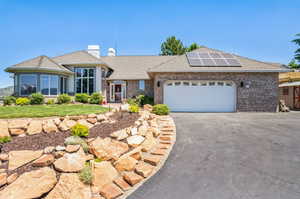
0 0 299 87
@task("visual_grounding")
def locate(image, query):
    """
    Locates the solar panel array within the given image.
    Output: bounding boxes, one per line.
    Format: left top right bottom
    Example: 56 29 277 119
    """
186 52 242 67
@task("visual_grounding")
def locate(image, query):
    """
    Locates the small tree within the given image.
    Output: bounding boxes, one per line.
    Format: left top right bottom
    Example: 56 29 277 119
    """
160 36 186 55
292 33 300 63
186 43 201 52
288 59 299 69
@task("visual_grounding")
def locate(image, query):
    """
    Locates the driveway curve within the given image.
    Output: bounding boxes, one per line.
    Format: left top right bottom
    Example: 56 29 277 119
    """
129 112 300 199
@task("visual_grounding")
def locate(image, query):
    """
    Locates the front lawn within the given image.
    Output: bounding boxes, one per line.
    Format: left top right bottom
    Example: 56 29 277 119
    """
0 104 109 119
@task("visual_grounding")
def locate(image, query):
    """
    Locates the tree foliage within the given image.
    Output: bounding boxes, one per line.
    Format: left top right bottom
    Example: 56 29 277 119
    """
292 33 300 63
288 59 299 69
160 36 200 55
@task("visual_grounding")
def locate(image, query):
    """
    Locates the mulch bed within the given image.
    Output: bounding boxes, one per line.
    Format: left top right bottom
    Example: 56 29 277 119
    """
0 112 139 177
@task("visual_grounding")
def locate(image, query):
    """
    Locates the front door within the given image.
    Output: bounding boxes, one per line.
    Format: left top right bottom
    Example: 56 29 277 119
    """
109 82 126 102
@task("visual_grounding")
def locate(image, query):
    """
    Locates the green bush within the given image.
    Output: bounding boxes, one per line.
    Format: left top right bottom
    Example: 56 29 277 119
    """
127 95 154 107
129 104 139 113
16 97 30 106
0 136 12 143
57 94 71 104
152 104 170 115
64 136 89 152
46 99 55 105
29 93 44 105
127 98 138 106
3 96 16 105
89 93 103 104
75 93 90 103
71 124 89 137
78 164 93 184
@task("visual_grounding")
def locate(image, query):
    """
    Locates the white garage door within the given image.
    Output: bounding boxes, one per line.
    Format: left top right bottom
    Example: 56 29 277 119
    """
164 80 236 112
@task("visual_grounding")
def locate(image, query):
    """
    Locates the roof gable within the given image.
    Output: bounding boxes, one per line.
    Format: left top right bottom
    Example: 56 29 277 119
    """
52 50 106 65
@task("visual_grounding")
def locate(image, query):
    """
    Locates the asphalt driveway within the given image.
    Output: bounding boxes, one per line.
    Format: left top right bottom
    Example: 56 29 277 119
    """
129 112 300 199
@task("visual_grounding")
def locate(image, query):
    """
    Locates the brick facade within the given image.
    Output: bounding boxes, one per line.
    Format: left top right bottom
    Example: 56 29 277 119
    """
153 72 279 112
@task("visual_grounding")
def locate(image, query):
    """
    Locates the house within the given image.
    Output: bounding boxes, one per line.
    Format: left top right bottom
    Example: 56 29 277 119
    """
279 71 300 109
5 45 289 112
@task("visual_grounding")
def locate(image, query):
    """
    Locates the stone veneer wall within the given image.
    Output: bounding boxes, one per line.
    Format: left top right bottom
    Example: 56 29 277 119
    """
153 72 279 112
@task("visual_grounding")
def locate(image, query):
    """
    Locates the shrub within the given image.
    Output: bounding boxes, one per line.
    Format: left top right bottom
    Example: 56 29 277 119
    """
128 95 154 107
71 124 89 137
64 136 89 152
129 104 139 113
75 93 90 103
94 158 103 163
16 97 30 106
89 93 103 104
127 98 138 106
152 104 170 115
29 93 44 105
0 136 12 143
3 96 16 105
78 164 93 184
57 94 71 104
46 99 55 105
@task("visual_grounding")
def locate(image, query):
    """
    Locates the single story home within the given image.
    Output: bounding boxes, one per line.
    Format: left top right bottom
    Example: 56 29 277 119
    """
5 45 289 112
279 71 300 110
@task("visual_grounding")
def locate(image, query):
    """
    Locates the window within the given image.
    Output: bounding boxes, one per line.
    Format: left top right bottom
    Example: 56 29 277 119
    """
200 82 207 86
167 82 173 86
139 80 145 90
209 82 215 86
283 87 289 95
20 74 37 96
183 82 190 86
60 77 67 94
40 75 59 95
226 82 233 87
174 82 181 86
191 82 198 86
75 68 95 94
217 82 224 86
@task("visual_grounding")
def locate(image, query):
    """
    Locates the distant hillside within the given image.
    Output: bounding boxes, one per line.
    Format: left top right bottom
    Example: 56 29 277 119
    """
0 86 13 97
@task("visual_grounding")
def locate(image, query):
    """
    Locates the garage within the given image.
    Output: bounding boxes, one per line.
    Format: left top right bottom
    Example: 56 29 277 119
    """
163 80 236 112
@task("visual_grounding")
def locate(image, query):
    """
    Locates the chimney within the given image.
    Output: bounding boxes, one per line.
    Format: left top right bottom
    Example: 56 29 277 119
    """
107 48 116 56
87 45 100 58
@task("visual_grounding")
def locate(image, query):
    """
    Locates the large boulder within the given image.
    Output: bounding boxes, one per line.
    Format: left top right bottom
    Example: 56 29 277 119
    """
0 167 57 199
53 148 86 172
0 121 9 138
27 120 43 135
89 137 129 161
92 161 119 189
59 119 76 131
45 173 91 199
8 150 43 170
8 119 29 129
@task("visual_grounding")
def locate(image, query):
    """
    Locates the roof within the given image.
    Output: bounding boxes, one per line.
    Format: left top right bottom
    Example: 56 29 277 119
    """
148 47 290 73
5 55 73 75
102 55 176 80
52 50 107 65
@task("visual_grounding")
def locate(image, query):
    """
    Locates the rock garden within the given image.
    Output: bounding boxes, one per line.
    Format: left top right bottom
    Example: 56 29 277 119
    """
0 100 176 199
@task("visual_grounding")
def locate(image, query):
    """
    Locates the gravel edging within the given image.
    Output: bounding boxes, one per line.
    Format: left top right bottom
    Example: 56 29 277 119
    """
120 115 177 199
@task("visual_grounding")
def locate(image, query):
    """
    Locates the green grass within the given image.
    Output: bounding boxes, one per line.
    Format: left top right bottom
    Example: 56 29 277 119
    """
0 104 108 119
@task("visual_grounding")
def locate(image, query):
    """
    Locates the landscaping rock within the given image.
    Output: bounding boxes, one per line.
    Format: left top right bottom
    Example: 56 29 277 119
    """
100 183 123 199
8 119 29 129
88 113 97 118
0 167 57 199
123 172 143 186
0 153 9 161
160 136 171 141
141 135 157 152
53 118 61 126
6 173 18 184
45 173 91 199
93 161 119 189
149 127 160 137
87 118 98 124
120 104 129 112
0 172 7 187
113 177 131 191
127 135 145 147
138 125 148 136
53 148 86 172
27 120 43 135
144 155 161 166
69 115 83 121
114 156 138 172
151 148 167 156
143 104 153 111
44 146 55 154
54 151 65 158
130 127 138 135
66 144 80 153
0 121 9 138
97 114 107 122
110 129 129 141
59 119 76 131
56 145 66 151
10 128 25 136
135 162 154 178
89 137 129 161
32 154 55 167
78 119 93 129
43 120 58 133
8 150 43 170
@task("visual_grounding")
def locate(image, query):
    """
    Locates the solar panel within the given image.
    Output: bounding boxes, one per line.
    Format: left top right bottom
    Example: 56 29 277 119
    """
186 52 241 67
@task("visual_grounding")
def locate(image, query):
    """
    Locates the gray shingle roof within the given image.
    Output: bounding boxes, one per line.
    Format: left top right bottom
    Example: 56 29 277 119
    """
5 55 73 75
52 50 107 65
148 47 290 73
102 55 176 80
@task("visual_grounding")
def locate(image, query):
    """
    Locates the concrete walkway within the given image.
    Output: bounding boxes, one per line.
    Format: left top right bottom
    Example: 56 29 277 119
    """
129 112 300 199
